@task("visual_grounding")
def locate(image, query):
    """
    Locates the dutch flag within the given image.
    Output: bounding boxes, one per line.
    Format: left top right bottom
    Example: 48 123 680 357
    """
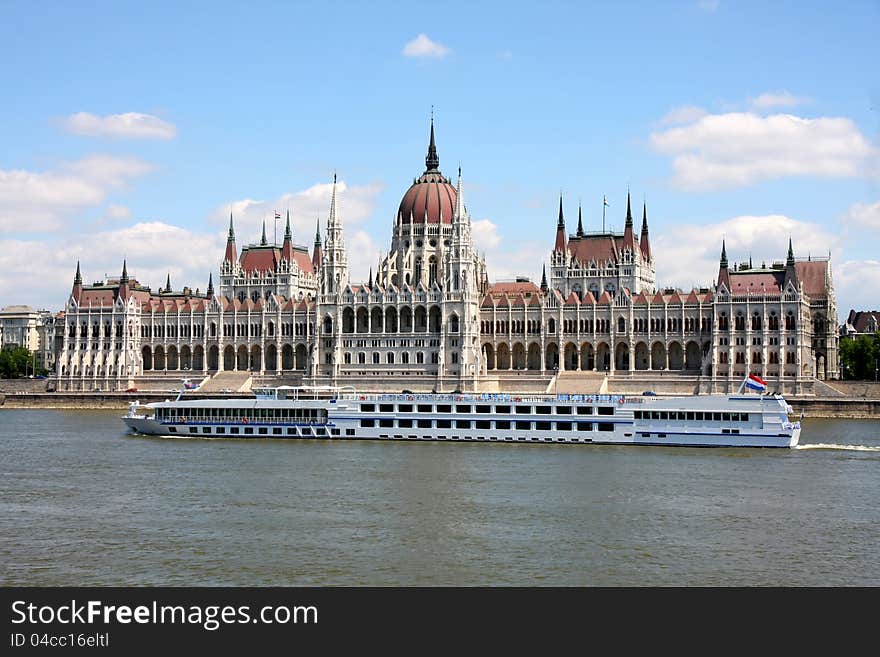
745 374 767 392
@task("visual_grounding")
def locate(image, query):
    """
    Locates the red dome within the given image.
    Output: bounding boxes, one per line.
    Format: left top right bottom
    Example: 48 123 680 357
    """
398 171 457 224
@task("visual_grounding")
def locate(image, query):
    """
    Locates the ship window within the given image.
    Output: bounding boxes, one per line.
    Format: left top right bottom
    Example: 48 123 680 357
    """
476 405 491 413
379 419 393 428
287 428 296 435
731 413 739 422
398 404 413 413
515 406 532 414
259 427 268 435
742 413 749 422
694 412 702 421
216 427 225 434
437 419 452 428
732 429 740 434
418 404 432 413
361 419 375 427
535 421 551 430
189 428 197 433
598 423 614 432
202 427 210 434
230 427 239 434
577 406 593 415
475 420 491 429
713 412 722 421
516 421 531 430
398 419 413 428
316 428 326 436
456 405 472 413
722 429 730 434
535 406 551 415
722 413 731 422
379 404 394 412
598 407 614 416
437 405 452 413
495 420 511 429
302 428 312 436
556 421 572 431
244 427 254 434
495 405 511 413
417 419 432 428
577 422 593 431
555 406 572 414
331 429 340 436
346 429 355 436
678 412 686 420
455 420 471 428
361 404 375 412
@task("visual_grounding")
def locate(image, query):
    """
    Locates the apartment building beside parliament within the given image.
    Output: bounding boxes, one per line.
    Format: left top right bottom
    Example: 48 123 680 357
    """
54 120 838 393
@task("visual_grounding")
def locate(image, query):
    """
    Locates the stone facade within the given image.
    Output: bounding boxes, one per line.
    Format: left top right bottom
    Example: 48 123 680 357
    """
53 122 839 393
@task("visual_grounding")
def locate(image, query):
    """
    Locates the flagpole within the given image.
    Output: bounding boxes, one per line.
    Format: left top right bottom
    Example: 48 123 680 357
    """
602 196 606 233
274 211 277 246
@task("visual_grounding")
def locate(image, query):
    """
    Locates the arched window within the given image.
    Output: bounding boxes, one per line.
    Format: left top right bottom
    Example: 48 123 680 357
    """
428 256 437 286
618 317 626 333
450 314 459 333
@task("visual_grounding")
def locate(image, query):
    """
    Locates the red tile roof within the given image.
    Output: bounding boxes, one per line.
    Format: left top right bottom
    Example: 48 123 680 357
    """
794 260 828 298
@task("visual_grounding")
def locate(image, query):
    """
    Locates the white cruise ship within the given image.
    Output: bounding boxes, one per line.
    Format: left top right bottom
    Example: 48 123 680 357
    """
123 377 801 449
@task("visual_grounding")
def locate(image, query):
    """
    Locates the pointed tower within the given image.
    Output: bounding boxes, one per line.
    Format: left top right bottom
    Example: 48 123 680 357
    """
224 212 237 264
784 237 799 289
71 261 83 304
320 173 348 295
164 272 172 294
576 203 584 238
425 114 439 172
718 239 731 289
540 264 548 294
640 201 652 262
281 209 294 263
623 190 636 251
119 260 130 301
312 217 323 270
554 195 567 253
260 220 268 246
206 272 214 298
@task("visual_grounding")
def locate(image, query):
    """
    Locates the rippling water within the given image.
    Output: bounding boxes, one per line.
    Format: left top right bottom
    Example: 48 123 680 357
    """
1 410 878 586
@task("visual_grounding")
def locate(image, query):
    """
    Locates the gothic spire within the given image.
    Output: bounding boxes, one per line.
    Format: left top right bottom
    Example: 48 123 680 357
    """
720 239 728 269
314 217 322 246
540 264 548 293
425 112 439 171
206 272 214 298
74 260 82 286
639 201 652 261
554 193 567 253
625 190 633 228
368 267 373 289
787 237 795 267
285 209 292 240
224 212 237 263
454 165 466 221
261 220 268 246
120 259 129 284
328 173 339 227
576 202 584 237
165 272 172 293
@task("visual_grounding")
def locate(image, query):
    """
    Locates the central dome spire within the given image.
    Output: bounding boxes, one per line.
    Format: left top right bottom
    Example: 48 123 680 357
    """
425 112 439 172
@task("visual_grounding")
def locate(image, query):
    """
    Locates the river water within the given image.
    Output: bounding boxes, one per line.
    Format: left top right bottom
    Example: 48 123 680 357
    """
1 410 878 586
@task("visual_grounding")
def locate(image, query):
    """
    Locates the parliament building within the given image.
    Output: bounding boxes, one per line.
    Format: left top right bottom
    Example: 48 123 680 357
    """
54 121 838 394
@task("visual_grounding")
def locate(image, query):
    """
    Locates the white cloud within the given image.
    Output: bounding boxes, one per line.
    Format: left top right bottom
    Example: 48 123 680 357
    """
0 155 153 232
63 112 177 139
660 105 708 125
214 179 385 248
652 214 841 291
105 204 132 220
842 200 880 231
402 34 450 58
749 91 811 110
472 219 501 250
836 260 880 313
650 112 876 190
0 222 224 308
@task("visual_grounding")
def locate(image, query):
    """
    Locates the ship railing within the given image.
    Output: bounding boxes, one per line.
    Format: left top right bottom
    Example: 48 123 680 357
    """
336 392 633 404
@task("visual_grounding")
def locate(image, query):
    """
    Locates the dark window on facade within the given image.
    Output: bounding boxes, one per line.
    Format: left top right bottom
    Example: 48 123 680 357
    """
515 406 532 414
417 419 432 428
515 421 531 430
598 423 614 432
361 419 375 428
598 407 614 415
576 422 593 431
437 405 452 413
556 421 572 431
361 404 375 412
535 421 551 430
476 405 491 413
418 404 432 413
576 406 593 415
437 419 452 429
495 420 511 429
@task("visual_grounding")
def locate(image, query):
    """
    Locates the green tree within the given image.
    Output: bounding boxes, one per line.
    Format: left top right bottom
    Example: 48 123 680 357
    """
0 346 37 378
840 332 880 380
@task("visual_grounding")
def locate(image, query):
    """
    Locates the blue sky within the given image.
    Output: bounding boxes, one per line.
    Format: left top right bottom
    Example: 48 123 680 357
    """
1 0 878 317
